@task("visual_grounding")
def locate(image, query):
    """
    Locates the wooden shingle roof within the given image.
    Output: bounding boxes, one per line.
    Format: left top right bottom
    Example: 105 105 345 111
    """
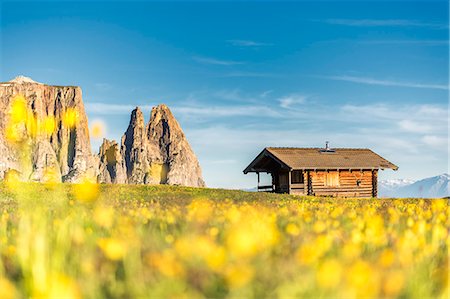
243 147 398 173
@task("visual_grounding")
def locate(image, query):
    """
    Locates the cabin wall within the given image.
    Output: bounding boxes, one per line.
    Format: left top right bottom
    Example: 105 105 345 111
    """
310 170 375 198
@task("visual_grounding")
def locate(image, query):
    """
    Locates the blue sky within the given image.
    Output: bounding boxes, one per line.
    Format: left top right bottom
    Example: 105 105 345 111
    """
1 0 448 188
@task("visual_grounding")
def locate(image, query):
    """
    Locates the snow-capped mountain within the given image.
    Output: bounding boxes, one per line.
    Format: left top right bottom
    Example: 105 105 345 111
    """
379 174 449 198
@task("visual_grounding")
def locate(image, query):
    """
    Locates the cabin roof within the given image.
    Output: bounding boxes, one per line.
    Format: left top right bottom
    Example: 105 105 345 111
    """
243 147 398 173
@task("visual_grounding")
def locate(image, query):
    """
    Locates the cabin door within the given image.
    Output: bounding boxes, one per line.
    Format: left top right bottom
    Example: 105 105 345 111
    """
279 172 289 193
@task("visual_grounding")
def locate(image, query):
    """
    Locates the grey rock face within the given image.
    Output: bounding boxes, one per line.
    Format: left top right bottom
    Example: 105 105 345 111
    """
0 76 204 187
0 76 97 182
147 104 205 187
97 139 127 184
115 105 204 187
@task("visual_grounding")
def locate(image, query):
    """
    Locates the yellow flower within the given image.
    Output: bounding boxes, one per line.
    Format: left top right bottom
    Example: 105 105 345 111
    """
93 206 114 228
46 274 80 299
97 238 127 261
42 116 56 136
382 270 405 297
26 113 38 138
316 259 343 289
10 94 27 123
187 198 213 223
43 167 60 188
225 263 254 289
226 212 278 258
286 223 300 236
4 169 21 191
0 278 17 299
378 249 395 268
90 120 104 138
63 108 78 129
147 250 185 278
346 260 380 297
73 179 99 203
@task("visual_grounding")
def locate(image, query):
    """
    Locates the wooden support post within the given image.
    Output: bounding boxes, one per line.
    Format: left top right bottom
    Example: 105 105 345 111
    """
257 172 260 190
372 170 378 198
288 171 291 194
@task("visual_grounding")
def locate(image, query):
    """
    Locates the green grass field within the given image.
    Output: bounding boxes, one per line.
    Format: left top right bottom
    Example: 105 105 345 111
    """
0 182 448 298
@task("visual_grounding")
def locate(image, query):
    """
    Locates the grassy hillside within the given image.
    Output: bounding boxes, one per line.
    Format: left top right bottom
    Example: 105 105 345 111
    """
0 182 448 298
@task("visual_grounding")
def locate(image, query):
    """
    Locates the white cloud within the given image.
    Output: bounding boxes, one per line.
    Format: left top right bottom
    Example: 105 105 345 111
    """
192 56 243 66
173 105 281 118
323 19 448 29
226 39 272 47
325 75 448 90
85 102 155 115
361 40 449 46
422 135 448 148
222 71 276 78
398 120 432 133
278 94 307 108
94 83 112 91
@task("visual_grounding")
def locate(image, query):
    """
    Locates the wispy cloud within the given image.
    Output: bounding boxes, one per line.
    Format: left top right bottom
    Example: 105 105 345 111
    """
94 83 112 91
192 56 244 66
227 39 272 47
222 71 277 78
323 19 448 29
323 75 449 90
85 102 155 115
278 94 307 108
398 120 433 133
174 105 281 118
422 135 448 147
360 40 449 46
86 101 280 118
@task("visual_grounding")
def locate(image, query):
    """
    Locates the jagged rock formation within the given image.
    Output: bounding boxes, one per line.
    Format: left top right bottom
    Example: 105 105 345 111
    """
98 105 205 187
0 76 205 187
97 139 127 184
147 105 204 187
0 76 97 182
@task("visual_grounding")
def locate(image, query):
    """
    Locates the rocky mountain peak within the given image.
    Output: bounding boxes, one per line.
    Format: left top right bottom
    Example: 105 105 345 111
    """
9 75 42 85
1 76 204 187
0 77 97 182
147 104 204 187
101 103 205 186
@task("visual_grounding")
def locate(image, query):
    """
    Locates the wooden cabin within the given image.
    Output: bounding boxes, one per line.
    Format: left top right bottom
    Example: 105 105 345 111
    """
243 145 398 198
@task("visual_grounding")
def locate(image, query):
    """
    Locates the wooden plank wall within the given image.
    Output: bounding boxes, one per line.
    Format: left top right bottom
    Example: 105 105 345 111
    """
310 170 374 198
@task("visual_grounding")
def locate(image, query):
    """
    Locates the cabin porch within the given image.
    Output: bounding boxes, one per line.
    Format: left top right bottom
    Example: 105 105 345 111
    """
256 170 308 195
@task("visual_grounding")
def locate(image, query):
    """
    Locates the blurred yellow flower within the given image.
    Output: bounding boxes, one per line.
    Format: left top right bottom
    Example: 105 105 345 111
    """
90 120 104 138
46 274 80 299
147 250 185 278
187 198 213 223
378 249 395 268
73 179 99 203
97 238 127 261
225 263 254 289
316 259 343 289
93 206 114 228
0 278 17 299
286 223 300 236
382 270 405 297
5 124 24 143
226 213 278 258
63 108 78 129
4 169 21 191
42 116 56 136
43 167 60 188
346 260 379 297
10 94 27 123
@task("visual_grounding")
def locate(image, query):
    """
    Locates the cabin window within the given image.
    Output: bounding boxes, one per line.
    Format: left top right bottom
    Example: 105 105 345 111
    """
291 170 304 184
324 172 339 186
